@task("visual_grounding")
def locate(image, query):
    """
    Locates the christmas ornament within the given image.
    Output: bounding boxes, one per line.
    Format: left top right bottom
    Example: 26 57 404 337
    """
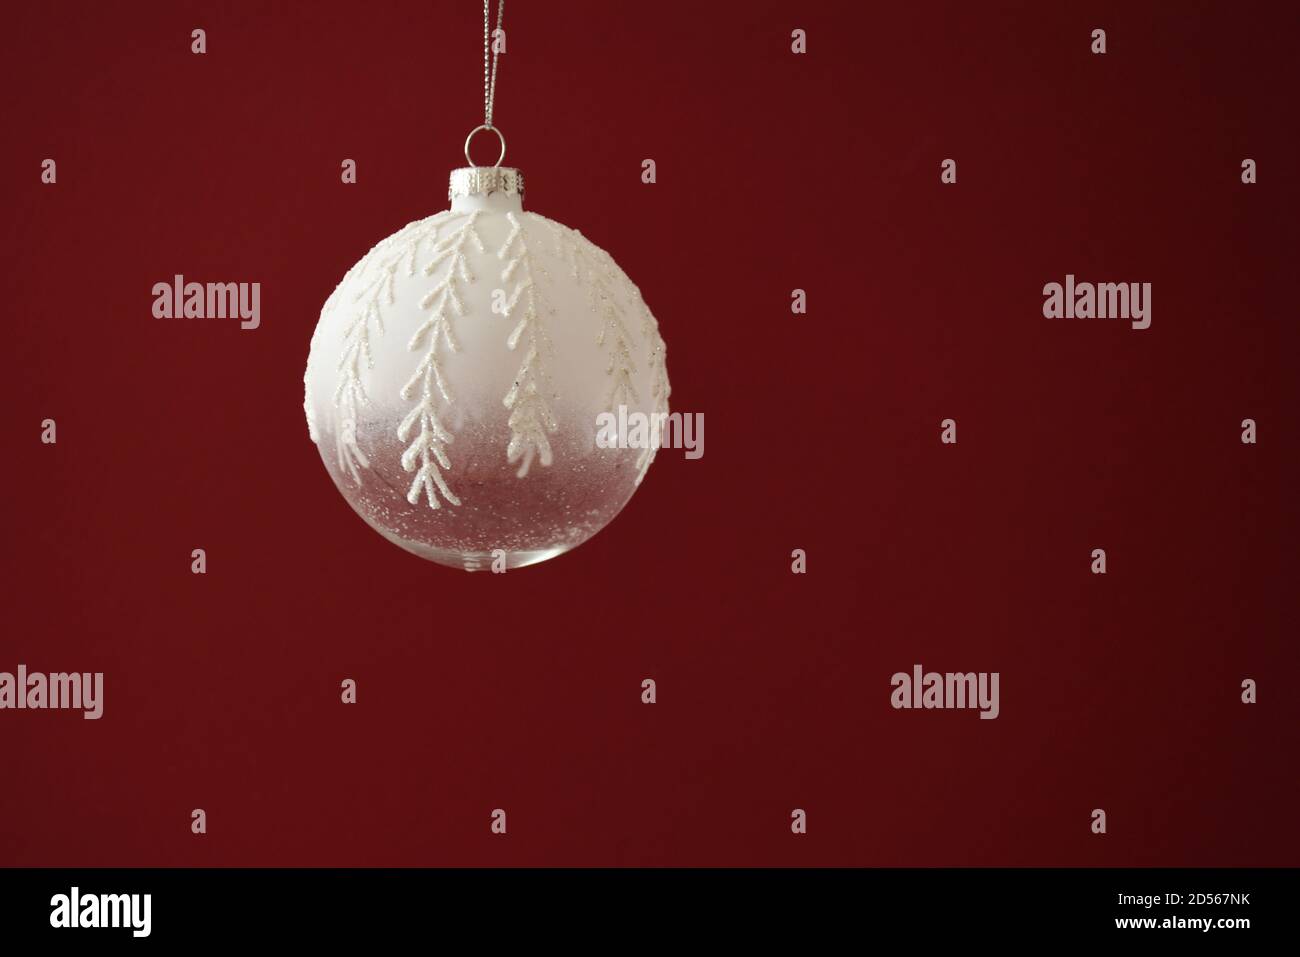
303 0 670 570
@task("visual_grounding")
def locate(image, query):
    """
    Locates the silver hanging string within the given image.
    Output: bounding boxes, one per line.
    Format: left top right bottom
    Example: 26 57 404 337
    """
483 0 504 129
466 0 506 168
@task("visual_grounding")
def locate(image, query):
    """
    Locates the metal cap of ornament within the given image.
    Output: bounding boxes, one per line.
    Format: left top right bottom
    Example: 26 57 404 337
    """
448 166 524 201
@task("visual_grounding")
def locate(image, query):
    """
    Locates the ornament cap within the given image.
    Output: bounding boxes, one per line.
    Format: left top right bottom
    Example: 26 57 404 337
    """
448 166 525 202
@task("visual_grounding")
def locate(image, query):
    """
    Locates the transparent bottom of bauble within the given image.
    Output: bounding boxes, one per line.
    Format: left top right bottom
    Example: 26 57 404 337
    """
316 402 644 571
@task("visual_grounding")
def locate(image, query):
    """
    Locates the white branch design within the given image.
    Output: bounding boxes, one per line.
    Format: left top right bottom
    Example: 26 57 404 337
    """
539 216 670 484
551 223 640 410
498 213 558 478
592 247 639 410
331 216 446 483
304 320 324 444
604 265 671 485
397 212 483 508
635 331 671 485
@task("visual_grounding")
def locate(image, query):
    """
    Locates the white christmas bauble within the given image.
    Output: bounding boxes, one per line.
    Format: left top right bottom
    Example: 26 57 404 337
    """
304 167 670 570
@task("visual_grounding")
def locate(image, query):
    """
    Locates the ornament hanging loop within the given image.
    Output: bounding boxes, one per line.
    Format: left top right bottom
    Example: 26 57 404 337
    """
464 124 507 169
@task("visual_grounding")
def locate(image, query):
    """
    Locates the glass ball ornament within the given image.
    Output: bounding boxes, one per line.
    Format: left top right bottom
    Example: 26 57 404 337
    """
303 166 670 570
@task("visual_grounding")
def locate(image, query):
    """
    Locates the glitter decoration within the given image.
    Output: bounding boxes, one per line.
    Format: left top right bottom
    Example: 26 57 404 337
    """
498 212 558 478
320 214 452 483
397 212 482 508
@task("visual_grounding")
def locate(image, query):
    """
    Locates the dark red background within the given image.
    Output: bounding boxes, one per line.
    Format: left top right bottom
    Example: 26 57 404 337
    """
2 0 1296 866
